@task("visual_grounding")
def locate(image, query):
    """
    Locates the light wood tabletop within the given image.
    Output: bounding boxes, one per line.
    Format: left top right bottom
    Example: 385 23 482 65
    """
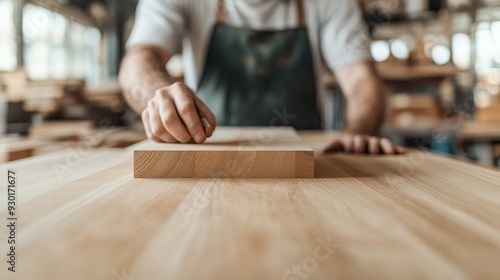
0 131 499 280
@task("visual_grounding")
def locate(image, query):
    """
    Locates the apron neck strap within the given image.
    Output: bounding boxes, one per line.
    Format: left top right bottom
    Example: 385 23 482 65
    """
216 0 226 24
295 0 306 27
216 0 306 26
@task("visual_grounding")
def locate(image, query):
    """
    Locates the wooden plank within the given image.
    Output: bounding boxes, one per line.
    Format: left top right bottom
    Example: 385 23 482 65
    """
134 127 314 178
29 121 94 140
0 138 47 163
0 132 499 280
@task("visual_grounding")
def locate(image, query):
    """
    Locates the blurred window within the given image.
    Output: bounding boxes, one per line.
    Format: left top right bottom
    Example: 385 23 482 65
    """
474 21 500 108
476 21 500 68
452 33 471 69
0 0 17 71
23 3 102 84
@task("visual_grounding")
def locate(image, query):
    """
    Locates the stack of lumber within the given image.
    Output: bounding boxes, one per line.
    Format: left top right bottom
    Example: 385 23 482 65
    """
24 79 85 117
23 85 65 114
0 138 49 163
83 81 124 108
390 94 443 127
0 69 86 111
29 121 94 140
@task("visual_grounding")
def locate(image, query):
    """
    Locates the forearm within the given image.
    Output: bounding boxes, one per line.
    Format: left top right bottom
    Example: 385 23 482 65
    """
344 75 386 136
118 47 173 113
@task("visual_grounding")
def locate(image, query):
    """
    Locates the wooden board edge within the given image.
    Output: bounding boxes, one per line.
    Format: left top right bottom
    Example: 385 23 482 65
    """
134 149 315 179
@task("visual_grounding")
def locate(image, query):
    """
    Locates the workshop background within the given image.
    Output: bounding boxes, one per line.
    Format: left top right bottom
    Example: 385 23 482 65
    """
0 0 499 168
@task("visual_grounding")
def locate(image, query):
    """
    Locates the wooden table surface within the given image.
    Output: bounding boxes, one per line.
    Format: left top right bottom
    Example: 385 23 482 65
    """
1 132 499 280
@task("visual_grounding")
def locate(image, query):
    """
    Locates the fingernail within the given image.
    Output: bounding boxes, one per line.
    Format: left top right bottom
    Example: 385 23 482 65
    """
194 132 205 143
201 117 211 128
201 117 213 136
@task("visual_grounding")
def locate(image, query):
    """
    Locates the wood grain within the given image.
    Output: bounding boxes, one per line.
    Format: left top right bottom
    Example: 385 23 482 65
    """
134 127 314 178
0 131 499 280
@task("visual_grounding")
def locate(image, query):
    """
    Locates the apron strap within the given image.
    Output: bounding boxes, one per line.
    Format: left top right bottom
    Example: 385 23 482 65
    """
296 0 306 27
216 0 306 26
216 0 226 23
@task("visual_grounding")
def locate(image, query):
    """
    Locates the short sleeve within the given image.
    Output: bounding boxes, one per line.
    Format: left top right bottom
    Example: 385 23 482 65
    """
126 0 186 54
319 0 373 70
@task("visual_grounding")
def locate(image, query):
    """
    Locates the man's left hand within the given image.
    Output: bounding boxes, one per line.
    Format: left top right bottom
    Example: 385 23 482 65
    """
324 133 405 155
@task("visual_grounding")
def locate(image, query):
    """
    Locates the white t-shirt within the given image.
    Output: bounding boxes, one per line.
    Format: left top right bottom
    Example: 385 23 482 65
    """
127 0 372 97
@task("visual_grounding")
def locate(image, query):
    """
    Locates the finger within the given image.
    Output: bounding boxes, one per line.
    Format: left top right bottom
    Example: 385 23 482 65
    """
170 89 206 143
323 139 344 153
396 146 407 155
353 135 367 154
194 95 216 137
342 135 354 153
368 137 381 155
380 138 397 154
201 117 213 137
155 130 177 143
142 110 162 142
157 98 192 143
149 106 178 143
142 110 153 140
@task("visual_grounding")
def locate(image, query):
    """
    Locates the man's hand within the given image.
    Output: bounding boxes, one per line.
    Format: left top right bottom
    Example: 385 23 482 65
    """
142 82 216 143
119 46 215 144
324 133 405 155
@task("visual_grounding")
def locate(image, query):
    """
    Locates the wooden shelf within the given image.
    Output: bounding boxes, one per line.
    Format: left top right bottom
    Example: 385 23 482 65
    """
458 121 500 141
382 121 456 138
324 64 466 86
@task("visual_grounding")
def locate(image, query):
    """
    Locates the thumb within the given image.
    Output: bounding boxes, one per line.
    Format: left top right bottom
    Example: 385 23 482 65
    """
323 139 344 154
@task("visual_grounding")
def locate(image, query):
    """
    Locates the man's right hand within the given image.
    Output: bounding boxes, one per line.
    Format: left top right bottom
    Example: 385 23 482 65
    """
141 82 216 144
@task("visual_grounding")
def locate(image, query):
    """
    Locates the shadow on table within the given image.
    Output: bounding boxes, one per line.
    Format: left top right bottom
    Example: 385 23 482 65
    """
313 155 383 179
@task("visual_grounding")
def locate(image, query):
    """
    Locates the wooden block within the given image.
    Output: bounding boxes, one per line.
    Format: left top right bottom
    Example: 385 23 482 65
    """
134 127 314 178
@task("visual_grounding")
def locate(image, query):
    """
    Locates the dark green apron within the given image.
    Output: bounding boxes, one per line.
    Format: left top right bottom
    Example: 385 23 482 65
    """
196 0 321 130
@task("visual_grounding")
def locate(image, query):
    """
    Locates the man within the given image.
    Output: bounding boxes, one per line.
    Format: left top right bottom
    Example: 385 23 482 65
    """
119 0 402 154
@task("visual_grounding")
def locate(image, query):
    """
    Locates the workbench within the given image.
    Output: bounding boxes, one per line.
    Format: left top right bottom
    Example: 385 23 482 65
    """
0 131 499 280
